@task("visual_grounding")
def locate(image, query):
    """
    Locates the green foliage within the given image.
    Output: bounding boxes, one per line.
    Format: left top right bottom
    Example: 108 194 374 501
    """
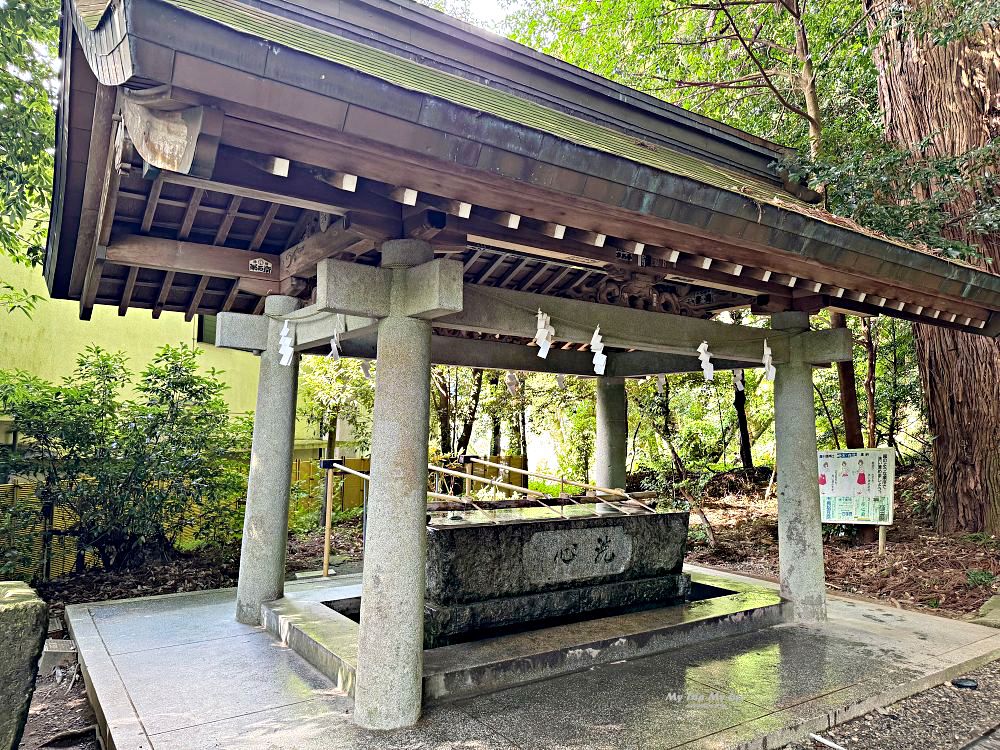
287 477 328 536
0 344 242 571
885 0 1000 46
1 0 59 314
503 0 879 151
966 569 996 588
527 374 595 481
528 479 563 498
298 356 375 455
783 138 1000 263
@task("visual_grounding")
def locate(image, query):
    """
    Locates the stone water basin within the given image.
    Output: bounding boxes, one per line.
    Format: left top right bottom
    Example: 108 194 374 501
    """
422 510 691 647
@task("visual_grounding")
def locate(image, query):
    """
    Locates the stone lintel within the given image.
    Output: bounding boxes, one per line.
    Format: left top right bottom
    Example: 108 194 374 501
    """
316 259 392 318
294 312 378 352
315 257 463 321
400 259 464 320
215 311 268 352
795 327 854 366
438 284 793 364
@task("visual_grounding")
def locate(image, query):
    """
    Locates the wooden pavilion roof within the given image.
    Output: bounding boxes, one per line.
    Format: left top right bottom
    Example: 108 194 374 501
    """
46 0 1000 336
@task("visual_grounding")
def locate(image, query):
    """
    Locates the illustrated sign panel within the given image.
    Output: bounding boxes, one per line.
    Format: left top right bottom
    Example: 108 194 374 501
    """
818 449 895 525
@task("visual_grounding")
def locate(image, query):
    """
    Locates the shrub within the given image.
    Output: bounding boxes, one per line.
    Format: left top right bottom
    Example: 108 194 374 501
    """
0 345 241 572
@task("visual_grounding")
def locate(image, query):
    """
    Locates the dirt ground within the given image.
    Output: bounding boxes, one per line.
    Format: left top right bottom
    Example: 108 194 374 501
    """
20 667 98 750
687 463 1000 618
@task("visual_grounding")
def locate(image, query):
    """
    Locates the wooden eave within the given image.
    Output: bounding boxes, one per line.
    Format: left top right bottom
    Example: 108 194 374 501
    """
45 0 1000 336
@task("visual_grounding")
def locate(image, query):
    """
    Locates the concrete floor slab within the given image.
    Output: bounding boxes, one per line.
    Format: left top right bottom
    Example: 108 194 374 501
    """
90 588 257 655
67 571 1000 750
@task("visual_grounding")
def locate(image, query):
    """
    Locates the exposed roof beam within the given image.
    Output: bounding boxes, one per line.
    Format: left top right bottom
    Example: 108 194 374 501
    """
69 84 117 299
141 174 164 233
280 213 375 279
221 278 241 312
249 203 280 251
178 187 204 240
152 271 175 319
106 234 279 296
314 169 358 192
214 195 243 245
118 266 139 317
238 150 290 177
185 275 211 321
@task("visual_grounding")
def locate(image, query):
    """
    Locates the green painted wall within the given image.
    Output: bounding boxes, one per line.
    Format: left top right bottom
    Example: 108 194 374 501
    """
0 256 260 413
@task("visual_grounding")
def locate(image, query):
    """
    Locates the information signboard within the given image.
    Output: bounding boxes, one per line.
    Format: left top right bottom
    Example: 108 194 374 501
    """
817 448 895 525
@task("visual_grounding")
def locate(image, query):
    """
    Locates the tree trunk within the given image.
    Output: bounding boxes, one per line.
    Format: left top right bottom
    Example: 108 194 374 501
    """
866 5 1000 533
456 369 483 455
486 371 502 455
829 313 865 449
734 370 754 469
432 370 452 455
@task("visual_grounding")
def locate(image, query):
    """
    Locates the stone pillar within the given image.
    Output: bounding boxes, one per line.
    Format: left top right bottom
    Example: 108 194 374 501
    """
235 295 300 625
772 311 827 622
0 582 46 750
354 240 434 730
595 377 627 513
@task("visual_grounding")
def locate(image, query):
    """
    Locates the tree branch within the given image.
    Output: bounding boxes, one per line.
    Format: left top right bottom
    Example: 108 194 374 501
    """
718 3 817 125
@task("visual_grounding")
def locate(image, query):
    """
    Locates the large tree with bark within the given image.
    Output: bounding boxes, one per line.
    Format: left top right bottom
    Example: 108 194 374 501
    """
863 1 1000 533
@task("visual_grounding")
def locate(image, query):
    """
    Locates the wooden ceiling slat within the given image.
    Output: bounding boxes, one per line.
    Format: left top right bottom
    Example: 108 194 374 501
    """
141 174 164 233
178 188 205 241
118 266 138 316
214 195 243 245
462 248 484 272
520 262 552 292
221 278 241 312
152 271 175 319
475 254 507 285
541 266 573 295
185 275 211 322
497 258 529 289
250 203 280 251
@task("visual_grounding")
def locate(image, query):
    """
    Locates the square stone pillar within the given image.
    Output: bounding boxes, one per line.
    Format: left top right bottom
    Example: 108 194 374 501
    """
235 295 301 625
772 311 827 622
354 239 434 730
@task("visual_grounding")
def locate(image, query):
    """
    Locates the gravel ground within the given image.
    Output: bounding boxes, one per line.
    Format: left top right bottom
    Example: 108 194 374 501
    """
789 659 1000 750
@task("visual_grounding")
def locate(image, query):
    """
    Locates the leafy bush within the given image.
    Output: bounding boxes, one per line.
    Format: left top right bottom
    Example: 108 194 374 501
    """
967 569 996 588
0 345 243 572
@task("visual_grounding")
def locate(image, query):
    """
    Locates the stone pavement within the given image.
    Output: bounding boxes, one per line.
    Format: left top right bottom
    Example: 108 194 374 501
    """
66 568 1000 750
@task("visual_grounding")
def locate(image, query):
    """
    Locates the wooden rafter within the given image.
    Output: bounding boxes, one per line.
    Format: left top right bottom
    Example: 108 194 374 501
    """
497 258 529 288
520 262 552 292
118 266 139 316
474 254 507 284
214 195 242 245
152 271 175 319
185 275 211 321
178 188 205 240
221 278 241 312
140 174 164 233
250 203 280 251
